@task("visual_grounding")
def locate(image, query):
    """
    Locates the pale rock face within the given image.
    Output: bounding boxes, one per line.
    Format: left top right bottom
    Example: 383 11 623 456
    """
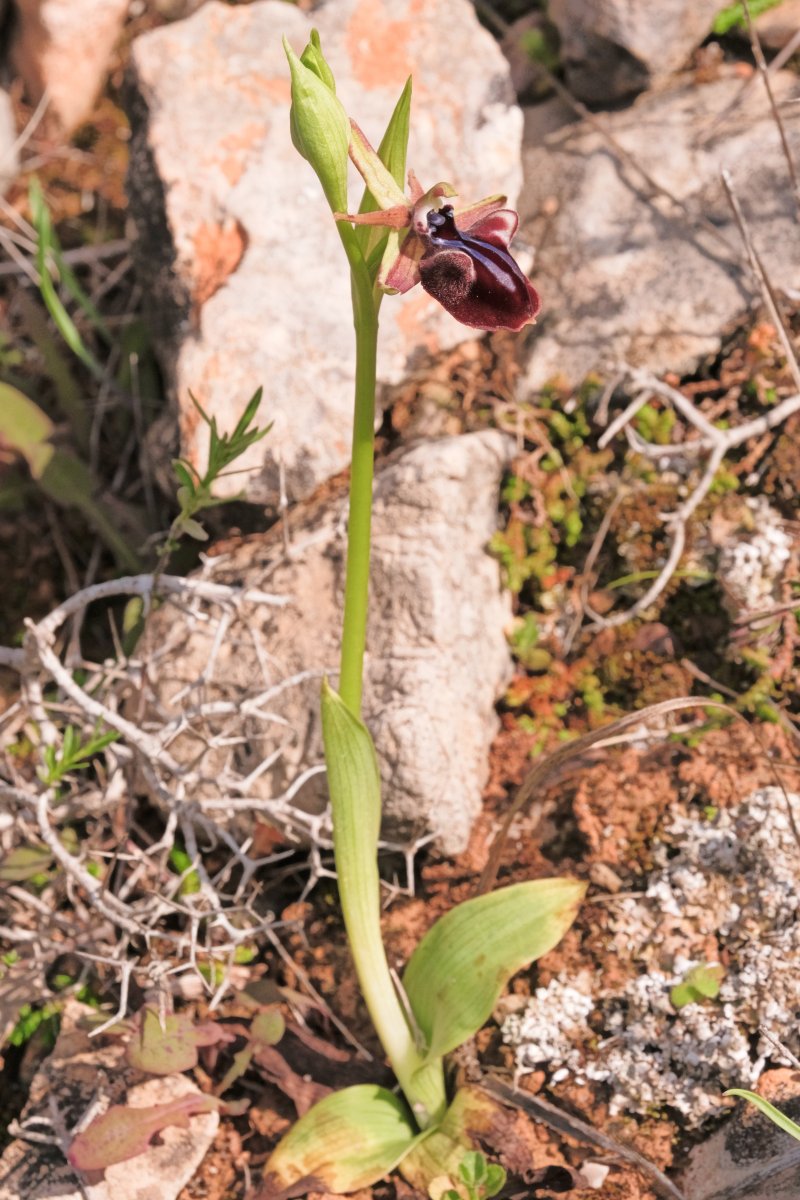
126 0 524 503
140 431 515 855
11 0 129 132
754 0 800 50
549 0 722 103
520 74 800 390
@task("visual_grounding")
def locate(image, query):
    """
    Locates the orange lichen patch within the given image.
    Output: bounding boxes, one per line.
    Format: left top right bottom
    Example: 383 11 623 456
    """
346 0 425 89
218 121 268 186
191 219 248 311
233 73 291 108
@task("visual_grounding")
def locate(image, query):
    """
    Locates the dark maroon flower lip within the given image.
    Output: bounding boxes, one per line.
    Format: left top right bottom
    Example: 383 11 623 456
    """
418 205 541 333
334 151 541 332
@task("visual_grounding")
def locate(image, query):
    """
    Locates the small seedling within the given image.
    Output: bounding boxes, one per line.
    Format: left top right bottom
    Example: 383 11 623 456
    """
436 1150 507 1200
39 724 119 787
670 963 724 1009
159 388 271 561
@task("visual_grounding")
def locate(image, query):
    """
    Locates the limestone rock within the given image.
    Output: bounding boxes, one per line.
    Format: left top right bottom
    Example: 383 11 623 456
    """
126 0 523 503
0 1001 218 1200
549 0 722 103
11 0 129 133
755 0 800 50
520 74 800 390
142 431 514 855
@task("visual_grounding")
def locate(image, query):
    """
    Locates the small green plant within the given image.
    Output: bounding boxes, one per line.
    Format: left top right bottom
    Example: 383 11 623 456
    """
437 1150 507 1200
123 388 271 644
39 724 119 787
160 388 271 560
713 0 784 36
243 32 583 1200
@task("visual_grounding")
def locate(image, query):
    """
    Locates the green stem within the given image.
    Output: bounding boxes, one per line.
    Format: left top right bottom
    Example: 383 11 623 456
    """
338 269 378 717
325 231 448 1127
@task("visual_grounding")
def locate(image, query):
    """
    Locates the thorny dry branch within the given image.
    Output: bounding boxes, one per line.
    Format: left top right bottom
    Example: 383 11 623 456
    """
586 366 800 629
0 568 419 1030
586 165 800 631
1 564 430 1029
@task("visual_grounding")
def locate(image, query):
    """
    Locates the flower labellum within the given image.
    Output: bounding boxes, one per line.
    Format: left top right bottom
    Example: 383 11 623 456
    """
416 204 540 333
337 137 541 333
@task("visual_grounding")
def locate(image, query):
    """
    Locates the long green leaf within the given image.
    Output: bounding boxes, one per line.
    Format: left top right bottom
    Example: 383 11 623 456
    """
15 290 89 452
29 178 105 381
403 878 586 1065
725 1089 800 1142
261 1085 420 1196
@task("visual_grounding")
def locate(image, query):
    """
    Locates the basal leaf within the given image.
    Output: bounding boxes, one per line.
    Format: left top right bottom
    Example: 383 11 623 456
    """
127 1008 233 1074
403 878 586 1064
68 1093 221 1170
0 383 55 479
261 1084 420 1196
0 845 54 883
399 1087 500 1195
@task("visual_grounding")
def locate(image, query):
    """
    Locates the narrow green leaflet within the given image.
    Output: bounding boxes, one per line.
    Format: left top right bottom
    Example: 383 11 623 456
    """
261 1085 420 1196
29 178 106 380
725 1089 800 1142
403 878 586 1064
355 77 412 264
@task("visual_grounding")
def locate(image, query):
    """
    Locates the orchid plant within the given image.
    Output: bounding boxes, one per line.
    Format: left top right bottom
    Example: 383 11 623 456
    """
259 34 584 1198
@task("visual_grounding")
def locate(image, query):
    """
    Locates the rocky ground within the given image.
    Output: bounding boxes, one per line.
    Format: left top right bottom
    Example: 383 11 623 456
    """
0 2 799 1199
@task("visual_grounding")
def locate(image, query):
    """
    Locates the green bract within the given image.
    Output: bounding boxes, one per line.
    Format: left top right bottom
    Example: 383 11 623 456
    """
283 34 350 214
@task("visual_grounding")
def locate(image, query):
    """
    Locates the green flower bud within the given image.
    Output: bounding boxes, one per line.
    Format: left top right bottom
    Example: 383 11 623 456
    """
299 28 337 93
283 33 350 214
